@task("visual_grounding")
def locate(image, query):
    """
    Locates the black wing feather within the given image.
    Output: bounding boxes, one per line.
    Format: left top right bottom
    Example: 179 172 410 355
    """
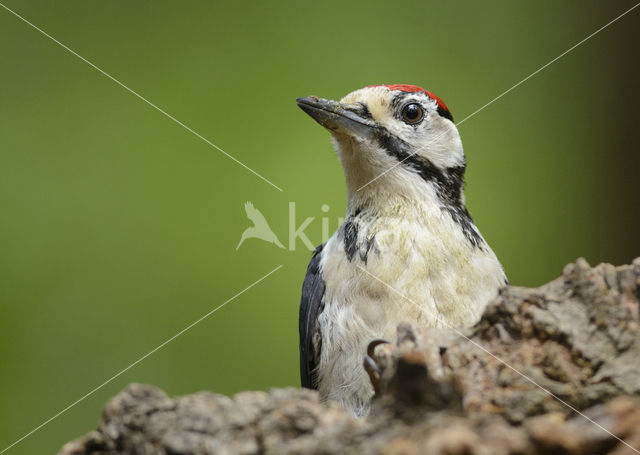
299 244 326 389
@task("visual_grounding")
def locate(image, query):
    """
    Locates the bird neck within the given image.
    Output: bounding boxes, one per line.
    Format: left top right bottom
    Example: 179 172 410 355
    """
334 136 468 219
346 178 461 218
344 178 487 252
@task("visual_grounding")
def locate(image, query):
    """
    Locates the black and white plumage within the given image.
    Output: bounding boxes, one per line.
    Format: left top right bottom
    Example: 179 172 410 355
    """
297 85 507 416
299 243 325 389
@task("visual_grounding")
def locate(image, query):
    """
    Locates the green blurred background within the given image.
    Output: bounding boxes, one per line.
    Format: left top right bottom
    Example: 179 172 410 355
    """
1 0 638 452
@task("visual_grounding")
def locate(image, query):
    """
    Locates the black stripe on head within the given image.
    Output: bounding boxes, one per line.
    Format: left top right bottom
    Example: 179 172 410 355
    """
355 103 373 120
374 130 484 249
374 131 463 204
437 105 454 122
343 102 373 121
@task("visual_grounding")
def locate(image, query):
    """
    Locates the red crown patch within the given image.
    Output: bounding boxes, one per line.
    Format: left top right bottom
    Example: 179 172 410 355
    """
368 84 451 118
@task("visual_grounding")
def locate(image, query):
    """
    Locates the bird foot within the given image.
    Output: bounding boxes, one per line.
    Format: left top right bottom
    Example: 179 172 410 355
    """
363 339 390 395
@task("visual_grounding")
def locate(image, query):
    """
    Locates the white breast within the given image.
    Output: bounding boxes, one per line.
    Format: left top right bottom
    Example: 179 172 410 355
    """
315 192 505 416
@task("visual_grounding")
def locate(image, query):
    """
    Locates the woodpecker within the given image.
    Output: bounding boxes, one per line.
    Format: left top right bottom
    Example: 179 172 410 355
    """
296 84 507 417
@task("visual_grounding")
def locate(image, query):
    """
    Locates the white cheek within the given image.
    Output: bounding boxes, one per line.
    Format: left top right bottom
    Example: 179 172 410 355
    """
416 118 464 169
379 112 464 171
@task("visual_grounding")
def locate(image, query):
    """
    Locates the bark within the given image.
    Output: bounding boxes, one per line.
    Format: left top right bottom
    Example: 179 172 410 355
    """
60 257 640 455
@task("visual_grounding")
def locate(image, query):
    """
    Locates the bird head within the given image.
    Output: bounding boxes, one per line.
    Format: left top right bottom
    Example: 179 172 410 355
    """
297 85 465 209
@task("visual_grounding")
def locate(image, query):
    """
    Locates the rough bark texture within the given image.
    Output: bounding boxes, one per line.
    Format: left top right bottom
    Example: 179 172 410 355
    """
60 258 640 455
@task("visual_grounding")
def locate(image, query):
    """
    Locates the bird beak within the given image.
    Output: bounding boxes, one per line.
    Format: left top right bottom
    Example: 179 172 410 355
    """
296 96 376 139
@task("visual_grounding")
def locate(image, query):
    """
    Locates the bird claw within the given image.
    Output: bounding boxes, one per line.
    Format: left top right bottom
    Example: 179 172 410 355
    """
363 339 390 394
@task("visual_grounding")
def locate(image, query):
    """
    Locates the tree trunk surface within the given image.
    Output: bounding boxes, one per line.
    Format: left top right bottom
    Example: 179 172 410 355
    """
60 257 640 455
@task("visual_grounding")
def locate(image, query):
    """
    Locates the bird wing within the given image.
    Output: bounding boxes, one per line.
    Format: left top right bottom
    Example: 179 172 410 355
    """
299 243 326 390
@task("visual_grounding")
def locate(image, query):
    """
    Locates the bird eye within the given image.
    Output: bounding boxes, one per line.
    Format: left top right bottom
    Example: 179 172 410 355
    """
401 103 424 124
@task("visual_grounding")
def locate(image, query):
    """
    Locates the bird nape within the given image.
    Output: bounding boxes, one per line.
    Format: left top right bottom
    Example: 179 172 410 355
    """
296 84 506 417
